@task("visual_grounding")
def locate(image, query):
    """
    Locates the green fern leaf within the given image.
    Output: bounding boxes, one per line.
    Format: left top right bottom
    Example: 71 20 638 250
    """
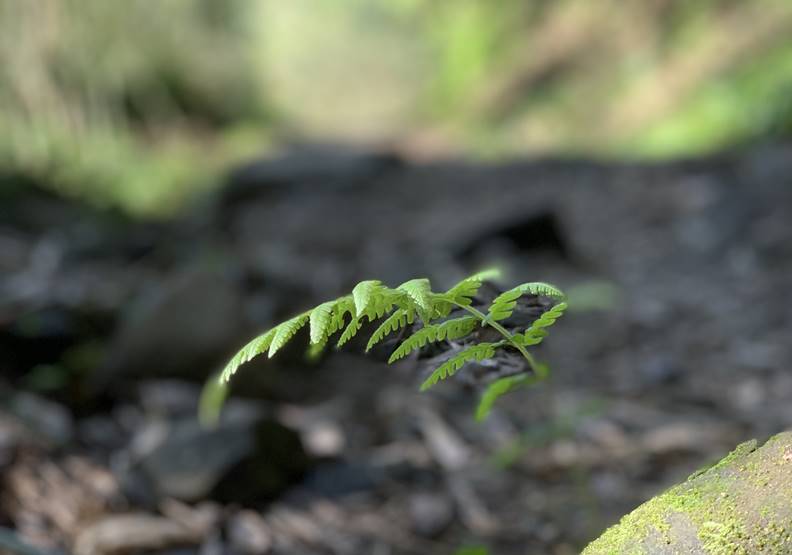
397 278 433 317
268 311 310 357
531 301 568 328
309 301 336 344
514 328 548 346
388 316 477 363
438 315 478 341
432 269 500 317
487 282 565 322
475 374 531 421
446 268 501 305
331 296 355 328
513 282 565 300
306 338 328 361
337 317 363 347
487 288 523 321
515 301 567 345
366 308 415 352
420 342 497 391
219 327 277 383
352 280 383 318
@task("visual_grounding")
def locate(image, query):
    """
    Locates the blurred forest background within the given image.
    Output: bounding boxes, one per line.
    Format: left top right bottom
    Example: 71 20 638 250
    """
2 2 792 554
3 0 792 213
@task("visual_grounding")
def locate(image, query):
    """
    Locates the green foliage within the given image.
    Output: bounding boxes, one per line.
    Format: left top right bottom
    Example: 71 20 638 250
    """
268 311 311 358
365 308 415 352
474 365 551 422
0 0 265 215
198 372 229 428
8 1 792 214
516 302 568 346
420 342 497 391
388 316 477 364
487 282 565 322
220 271 567 418
454 547 490 555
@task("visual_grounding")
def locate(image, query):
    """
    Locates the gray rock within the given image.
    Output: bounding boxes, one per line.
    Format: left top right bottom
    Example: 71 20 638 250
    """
119 408 309 504
227 510 273 554
73 513 201 555
1 392 74 449
408 492 455 538
96 268 245 386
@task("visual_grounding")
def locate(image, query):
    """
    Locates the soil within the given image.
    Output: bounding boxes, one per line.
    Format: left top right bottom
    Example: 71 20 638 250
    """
1 143 791 554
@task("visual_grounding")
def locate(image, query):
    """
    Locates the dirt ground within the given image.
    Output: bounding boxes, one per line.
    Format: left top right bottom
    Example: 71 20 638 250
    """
1 143 791 554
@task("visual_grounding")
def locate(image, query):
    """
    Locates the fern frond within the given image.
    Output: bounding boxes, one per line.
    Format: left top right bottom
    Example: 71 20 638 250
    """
420 342 497 391
486 288 523 321
514 281 565 300
220 274 564 421
397 278 434 318
309 301 336 345
352 280 383 318
388 316 477 363
475 374 531 421
487 281 565 322
515 301 568 345
268 311 311 357
447 268 501 305
337 317 363 347
366 308 415 352
306 338 328 361
331 296 355 328
530 300 568 327
434 268 501 317
219 328 277 383
513 327 548 346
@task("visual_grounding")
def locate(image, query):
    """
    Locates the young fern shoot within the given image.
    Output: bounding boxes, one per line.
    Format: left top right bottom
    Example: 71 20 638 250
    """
220 270 567 419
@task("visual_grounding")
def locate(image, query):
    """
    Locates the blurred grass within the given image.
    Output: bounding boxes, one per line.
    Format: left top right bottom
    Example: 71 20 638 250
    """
0 0 269 215
2 0 792 215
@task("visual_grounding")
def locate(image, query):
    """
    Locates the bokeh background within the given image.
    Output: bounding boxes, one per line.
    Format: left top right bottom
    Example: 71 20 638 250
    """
1 1 792 554
4 0 792 214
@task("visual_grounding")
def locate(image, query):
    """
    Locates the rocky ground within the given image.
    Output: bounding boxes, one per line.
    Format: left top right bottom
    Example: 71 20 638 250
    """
1 143 791 554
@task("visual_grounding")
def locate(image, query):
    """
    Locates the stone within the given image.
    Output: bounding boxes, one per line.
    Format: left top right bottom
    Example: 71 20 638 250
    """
408 492 455 537
120 409 309 504
73 513 201 555
227 510 273 554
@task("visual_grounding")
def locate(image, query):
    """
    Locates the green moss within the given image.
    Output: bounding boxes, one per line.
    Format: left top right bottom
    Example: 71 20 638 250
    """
584 435 792 554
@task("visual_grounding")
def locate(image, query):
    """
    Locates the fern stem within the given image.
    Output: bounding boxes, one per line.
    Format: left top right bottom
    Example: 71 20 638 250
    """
444 299 540 374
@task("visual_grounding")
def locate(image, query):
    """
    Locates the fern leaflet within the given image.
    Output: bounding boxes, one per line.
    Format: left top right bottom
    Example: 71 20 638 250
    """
337 317 363 347
514 328 548 346
434 268 501 317
397 278 434 318
515 301 567 345
268 311 311 357
531 301 568 328
352 280 383 318
388 316 477 363
514 282 565 299
475 374 531 421
447 268 500 305
220 327 276 383
420 343 497 391
366 308 414 352
306 338 328 361
309 300 336 344
331 296 354 328
487 281 565 322
487 288 523 321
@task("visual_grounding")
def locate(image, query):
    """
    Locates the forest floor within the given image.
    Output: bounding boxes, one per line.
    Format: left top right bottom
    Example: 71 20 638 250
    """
1 143 791 554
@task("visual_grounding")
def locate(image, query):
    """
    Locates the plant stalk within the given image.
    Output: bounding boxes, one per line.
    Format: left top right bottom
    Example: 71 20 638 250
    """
446 299 541 374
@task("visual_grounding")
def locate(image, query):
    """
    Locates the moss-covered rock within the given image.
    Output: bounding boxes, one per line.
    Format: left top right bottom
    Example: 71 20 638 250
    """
584 432 792 554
